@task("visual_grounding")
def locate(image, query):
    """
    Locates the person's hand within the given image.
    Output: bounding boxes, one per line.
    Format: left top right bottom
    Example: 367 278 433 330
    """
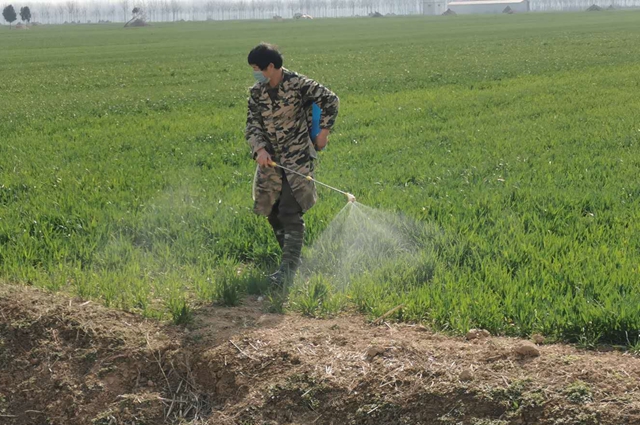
315 129 330 151
256 148 273 167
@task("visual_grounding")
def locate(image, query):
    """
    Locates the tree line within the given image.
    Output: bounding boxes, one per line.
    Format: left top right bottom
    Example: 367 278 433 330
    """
2 0 423 25
5 0 637 26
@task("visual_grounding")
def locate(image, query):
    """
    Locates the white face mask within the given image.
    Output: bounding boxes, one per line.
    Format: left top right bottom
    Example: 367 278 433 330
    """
253 70 269 84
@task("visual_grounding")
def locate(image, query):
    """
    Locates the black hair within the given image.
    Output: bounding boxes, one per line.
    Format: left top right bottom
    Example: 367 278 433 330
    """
247 43 283 70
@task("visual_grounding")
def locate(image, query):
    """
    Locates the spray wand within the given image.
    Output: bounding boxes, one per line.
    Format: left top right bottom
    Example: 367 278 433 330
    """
269 161 356 203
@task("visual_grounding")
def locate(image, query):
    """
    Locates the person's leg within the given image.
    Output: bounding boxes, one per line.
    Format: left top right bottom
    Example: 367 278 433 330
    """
271 172 305 285
267 202 285 250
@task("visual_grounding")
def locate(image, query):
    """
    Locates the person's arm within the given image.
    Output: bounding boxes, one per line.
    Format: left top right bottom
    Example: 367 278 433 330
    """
300 76 339 149
245 90 272 166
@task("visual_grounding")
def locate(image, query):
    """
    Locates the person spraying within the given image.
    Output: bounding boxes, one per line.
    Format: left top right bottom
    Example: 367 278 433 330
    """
245 43 340 286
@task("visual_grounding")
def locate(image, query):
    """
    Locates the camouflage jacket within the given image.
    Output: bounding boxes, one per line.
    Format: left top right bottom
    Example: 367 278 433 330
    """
245 68 339 216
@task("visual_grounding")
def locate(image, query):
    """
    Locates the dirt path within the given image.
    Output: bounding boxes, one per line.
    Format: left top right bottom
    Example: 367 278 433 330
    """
1 285 639 424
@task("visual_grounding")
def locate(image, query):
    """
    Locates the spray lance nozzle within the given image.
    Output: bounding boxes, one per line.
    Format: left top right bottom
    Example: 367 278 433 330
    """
269 161 356 204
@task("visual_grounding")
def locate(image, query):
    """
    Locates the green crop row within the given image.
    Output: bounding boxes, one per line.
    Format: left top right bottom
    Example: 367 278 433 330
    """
1 12 640 345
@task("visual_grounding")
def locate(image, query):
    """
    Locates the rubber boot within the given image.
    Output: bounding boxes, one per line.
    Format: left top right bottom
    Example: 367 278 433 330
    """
269 228 305 287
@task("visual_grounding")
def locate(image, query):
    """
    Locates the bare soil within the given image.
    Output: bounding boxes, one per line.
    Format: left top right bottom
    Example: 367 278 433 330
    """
1 284 639 425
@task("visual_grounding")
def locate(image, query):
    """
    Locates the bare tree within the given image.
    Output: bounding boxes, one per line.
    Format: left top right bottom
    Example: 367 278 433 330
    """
146 0 158 21
55 3 64 22
357 0 367 15
273 0 283 16
119 0 129 21
219 0 230 20
189 0 199 19
258 0 268 18
318 0 328 16
241 0 248 18
90 1 101 22
160 0 169 21
40 2 52 23
330 0 338 16
346 0 354 14
204 0 214 19
170 0 181 20
65 0 76 21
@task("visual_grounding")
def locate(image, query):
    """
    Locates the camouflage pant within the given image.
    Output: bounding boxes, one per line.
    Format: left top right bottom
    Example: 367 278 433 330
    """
267 170 305 247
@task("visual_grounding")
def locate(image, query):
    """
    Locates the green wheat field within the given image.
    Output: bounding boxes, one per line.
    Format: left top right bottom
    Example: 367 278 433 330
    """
2 11 640 347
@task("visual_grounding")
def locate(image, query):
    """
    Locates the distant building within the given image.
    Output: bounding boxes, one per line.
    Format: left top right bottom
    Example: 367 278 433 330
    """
427 0 530 14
